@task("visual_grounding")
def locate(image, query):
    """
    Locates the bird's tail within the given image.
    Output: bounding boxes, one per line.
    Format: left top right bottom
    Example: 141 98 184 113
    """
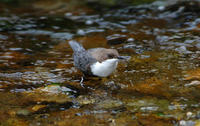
69 40 85 52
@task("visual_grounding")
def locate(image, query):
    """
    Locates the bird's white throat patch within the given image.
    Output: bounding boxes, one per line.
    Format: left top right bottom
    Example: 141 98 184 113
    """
90 58 118 77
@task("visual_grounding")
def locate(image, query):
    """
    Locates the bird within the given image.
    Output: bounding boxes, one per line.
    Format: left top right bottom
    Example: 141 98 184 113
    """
69 40 124 78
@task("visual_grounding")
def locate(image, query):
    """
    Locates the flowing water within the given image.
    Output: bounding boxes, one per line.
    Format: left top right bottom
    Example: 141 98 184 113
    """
0 0 200 125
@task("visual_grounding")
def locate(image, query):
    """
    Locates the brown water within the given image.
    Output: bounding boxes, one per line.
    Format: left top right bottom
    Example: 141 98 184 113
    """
0 0 200 126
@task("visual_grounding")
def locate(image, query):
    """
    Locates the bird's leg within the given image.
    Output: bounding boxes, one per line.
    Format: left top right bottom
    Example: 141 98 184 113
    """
79 76 96 90
80 76 84 83
80 76 85 88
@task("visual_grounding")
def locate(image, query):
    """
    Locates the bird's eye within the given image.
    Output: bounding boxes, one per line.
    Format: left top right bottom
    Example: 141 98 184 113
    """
108 54 114 58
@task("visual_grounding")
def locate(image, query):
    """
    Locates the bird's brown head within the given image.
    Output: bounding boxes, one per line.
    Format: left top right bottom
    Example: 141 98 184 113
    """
89 48 123 62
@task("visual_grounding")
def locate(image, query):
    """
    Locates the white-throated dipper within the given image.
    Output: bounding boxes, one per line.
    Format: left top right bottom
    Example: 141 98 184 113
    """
69 41 124 77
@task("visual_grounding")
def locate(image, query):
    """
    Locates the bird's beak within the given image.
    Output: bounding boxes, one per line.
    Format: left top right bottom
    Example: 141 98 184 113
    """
117 56 131 62
117 56 126 60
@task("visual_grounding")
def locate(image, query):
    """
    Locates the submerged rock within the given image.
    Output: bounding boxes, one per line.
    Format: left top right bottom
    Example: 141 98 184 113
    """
125 97 169 113
185 68 200 81
16 109 31 116
127 77 171 98
77 95 96 105
96 98 123 109
31 105 47 112
23 84 78 104
107 34 127 45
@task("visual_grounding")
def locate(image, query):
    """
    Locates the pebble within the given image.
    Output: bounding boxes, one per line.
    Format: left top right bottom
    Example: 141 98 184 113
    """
187 112 193 119
77 29 85 35
127 38 135 42
85 20 93 25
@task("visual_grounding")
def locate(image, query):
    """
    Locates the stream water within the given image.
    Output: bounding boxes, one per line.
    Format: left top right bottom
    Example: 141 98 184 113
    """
0 0 200 125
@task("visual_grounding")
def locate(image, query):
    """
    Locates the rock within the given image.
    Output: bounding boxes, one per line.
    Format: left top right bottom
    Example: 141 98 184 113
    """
127 37 135 42
128 77 171 98
186 112 193 118
184 80 200 87
23 84 78 104
77 95 96 105
96 98 123 109
51 32 73 40
107 34 127 45
179 120 195 126
125 97 169 112
0 34 8 40
196 43 200 49
31 105 47 112
77 29 85 35
136 113 175 126
16 109 31 116
175 46 192 54
185 68 200 80
195 120 200 126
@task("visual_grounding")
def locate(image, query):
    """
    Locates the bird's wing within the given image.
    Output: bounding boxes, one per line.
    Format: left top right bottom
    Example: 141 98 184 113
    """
73 50 96 75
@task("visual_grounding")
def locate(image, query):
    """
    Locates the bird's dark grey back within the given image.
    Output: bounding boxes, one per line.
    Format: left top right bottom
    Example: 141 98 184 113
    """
69 41 96 75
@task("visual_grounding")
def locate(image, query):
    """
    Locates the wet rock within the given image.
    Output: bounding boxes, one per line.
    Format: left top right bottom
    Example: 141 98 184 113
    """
22 67 66 84
185 68 200 81
184 69 200 93
31 105 47 112
184 80 200 87
51 32 73 40
16 109 31 116
179 120 195 126
119 48 136 55
127 37 135 42
185 18 200 30
96 98 123 109
65 12 73 17
75 34 107 48
128 77 171 97
77 29 86 35
0 51 34 70
175 46 192 54
136 113 175 126
106 34 127 45
0 51 32 63
125 97 169 112
77 95 96 105
9 48 23 51
34 0 63 10
15 29 53 36
1 118 28 126
156 0 200 19
196 43 200 49
0 72 22 79
113 112 139 126
23 84 77 104
165 0 200 13
77 28 104 35
195 120 200 126
40 85 77 95
0 34 8 40
25 92 72 103
85 20 94 25
186 112 193 119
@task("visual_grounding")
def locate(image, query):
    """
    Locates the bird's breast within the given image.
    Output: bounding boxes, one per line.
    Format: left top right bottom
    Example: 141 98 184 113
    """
90 59 118 77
